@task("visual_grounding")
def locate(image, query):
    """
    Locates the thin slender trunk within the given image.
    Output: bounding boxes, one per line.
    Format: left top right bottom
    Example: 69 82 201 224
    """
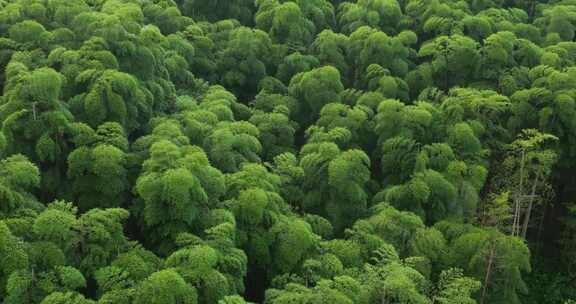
528 0 536 19
521 177 540 239
480 242 496 304
512 199 520 236
32 102 37 120
443 54 449 91
381 288 387 304
512 151 526 237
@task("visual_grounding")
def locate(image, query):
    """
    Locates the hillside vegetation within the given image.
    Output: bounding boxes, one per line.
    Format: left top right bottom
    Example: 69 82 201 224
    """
1 0 576 303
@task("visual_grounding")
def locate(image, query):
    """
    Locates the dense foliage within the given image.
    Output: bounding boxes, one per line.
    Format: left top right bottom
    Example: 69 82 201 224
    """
1 0 576 303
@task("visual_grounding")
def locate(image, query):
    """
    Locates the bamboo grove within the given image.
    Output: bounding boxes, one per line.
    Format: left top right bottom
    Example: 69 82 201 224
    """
1 0 576 303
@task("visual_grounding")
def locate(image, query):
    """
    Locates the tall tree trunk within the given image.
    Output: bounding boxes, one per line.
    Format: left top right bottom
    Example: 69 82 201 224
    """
512 151 526 237
528 0 537 19
381 287 387 304
521 177 539 239
32 102 37 121
480 242 496 304
512 199 520 237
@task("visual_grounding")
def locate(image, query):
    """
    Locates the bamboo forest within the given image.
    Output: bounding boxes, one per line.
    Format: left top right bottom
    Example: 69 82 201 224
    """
2 0 576 303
